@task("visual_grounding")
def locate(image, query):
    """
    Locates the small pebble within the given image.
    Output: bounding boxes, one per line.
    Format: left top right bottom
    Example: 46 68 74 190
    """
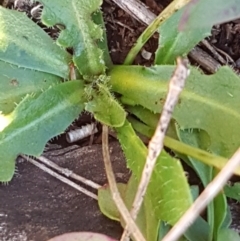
141 48 152 60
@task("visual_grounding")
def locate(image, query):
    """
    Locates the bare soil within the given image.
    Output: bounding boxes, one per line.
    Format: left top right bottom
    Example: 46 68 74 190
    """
1 1 240 240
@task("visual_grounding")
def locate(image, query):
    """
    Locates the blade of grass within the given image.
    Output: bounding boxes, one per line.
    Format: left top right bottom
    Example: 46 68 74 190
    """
101 125 146 241
123 0 190 65
163 136 240 176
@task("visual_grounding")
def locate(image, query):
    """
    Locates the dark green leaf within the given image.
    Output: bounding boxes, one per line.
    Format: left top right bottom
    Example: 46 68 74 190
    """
217 228 240 241
224 182 240 202
176 128 212 187
0 80 85 182
92 10 112 68
110 65 240 157
155 7 209 64
184 217 210 241
0 7 71 78
0 61 61 114
39 0 105 76
213 189 227 241
221 206 232 230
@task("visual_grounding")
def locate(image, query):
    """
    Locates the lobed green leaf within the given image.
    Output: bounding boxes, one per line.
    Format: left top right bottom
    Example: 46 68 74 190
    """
109 65 240 157
0 61 61 114
0 80 85 182
92 10 112 68
0 7 71 78
116 120 192 226
39 0 105 77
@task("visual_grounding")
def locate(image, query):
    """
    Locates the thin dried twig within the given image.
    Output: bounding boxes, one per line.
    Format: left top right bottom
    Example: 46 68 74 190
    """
124 0 190 64
37 155 101 190
201 39 226 65
188 46 221 73
102 125 146 241
162 148 240 241
109 0 155 25
121 58 189 241
21 155 98 200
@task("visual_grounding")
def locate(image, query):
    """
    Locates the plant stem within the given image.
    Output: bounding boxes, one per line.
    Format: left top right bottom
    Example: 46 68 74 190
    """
123 0 190 65
164 136 240 176
129 114 240 175
22 155 98 200
101 125 146 241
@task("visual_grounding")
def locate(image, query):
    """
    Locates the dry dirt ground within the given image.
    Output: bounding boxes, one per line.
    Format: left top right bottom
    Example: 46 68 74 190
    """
1 0 240 240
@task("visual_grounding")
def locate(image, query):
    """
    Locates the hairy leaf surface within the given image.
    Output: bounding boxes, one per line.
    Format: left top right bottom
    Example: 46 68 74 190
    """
0 81 85 182
116 120 192 225
85 83 126 127
98 169 158 240
0 7 71 78
0 61 61 114
92 10 112 68
39 0 105 76
110 65 240 157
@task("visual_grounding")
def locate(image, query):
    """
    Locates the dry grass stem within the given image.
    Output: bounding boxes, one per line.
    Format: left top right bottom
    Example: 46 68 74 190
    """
37 155 101 190
22 155 98 200
102 125 146 241
121 58 189 241
109 0 155 25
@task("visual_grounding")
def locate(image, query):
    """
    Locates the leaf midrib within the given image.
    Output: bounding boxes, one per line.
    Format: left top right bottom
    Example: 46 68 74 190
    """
180 90 240 121
0 94 76 145
71 1 97 69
